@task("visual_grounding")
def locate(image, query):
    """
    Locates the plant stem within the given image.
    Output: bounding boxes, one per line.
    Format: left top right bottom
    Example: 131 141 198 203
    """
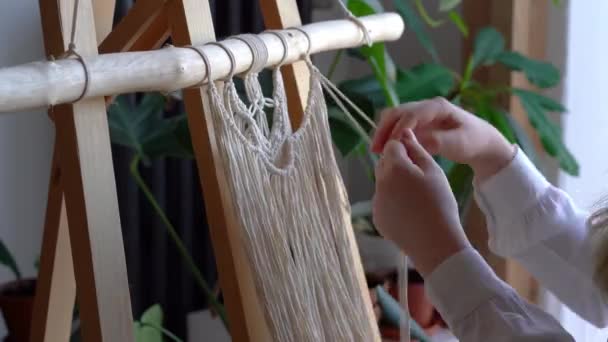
129 156 229 328
460 56 474 91
139 322 184 342
413 0 444 27
327 50 343 81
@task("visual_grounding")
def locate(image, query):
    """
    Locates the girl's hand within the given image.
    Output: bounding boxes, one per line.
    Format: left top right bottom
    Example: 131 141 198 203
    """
371 98 516 182
372 133 470 276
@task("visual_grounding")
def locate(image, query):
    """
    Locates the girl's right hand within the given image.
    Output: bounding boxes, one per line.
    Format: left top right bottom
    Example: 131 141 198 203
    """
371 98 516 181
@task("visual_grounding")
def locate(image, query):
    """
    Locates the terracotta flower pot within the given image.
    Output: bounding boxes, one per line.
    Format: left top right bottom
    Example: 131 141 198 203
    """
0 278 36 342
408 282 435 328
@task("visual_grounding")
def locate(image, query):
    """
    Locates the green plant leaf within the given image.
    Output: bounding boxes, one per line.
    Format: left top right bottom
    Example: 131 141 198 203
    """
448 10 468 37
470 96 517 144
497 52 561 88
505 113 538 165
108 94 194 164
487 109 517 143
471 27 505 68
0 239 20 280
439 0 461 12
511 88 566 112
349 0 384 12
513 89 578 175
339 75 385 107
351 200 373 219
347 0 381 17
329 107 366 156
435 156 455 175
447 164 474 218
337 64 455 113
394 0 440 62
395 63 455 101
376 286 432 342
135 305 163 342
348 0 399 106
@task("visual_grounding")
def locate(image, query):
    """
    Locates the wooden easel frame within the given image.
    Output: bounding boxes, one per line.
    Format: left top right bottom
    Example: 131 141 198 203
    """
31 0 376 341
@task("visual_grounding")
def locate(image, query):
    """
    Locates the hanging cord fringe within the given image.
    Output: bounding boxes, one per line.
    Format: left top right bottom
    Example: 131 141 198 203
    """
192 25 379 339
296 20 411 342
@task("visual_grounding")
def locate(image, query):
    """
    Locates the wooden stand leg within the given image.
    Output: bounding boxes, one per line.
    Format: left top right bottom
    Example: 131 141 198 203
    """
38 0 134 341
463 0 544 303
30 146 76 342
168 1 272 340
32 0 172 340
99 0 169 53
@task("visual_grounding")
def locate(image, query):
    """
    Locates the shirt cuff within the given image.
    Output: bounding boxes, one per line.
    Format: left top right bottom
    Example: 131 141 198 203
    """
425 248 507 327
473 147 553 255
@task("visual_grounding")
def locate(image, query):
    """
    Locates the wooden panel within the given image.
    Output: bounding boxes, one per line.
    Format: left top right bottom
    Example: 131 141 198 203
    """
93 0 116 42
98 0 168 53
168 0 272 340
128 9 170 52
30 146 76 342
38 0 134 341
463 0 549 303
259 0 310 129
259 0 380 339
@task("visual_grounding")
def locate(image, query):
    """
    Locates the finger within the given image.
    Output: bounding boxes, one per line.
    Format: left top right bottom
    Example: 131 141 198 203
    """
388 98 451 141
383 139 411 165
401 133 435 170
374 98 452 153
372 101 426 153
379 139 422 178
388 113 419 142
371 110 401 153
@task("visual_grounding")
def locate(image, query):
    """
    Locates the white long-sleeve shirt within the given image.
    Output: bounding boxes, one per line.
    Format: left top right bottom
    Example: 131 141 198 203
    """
424 148 608 341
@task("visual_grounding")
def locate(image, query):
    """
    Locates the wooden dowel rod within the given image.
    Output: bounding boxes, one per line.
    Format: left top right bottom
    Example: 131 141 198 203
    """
0 13 404 113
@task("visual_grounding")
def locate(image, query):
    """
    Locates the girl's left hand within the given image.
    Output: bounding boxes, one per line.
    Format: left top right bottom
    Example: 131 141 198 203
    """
372 132 470 276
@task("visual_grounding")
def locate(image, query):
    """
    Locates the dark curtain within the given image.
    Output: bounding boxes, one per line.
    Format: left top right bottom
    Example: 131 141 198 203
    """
112 0 313 338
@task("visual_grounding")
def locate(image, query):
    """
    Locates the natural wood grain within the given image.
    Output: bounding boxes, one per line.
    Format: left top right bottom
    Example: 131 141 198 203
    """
259 0 310 129
168 0 272 340
0 13 404 113
128 9 170 52
260 0 381 340
462 0 548 303
38 0 134 341
98 0 168 53
30 146 76 342
93 0 116 42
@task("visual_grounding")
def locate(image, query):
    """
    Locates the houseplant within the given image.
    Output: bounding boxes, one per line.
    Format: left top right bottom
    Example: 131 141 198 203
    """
0 239 36 341
334 0 573 339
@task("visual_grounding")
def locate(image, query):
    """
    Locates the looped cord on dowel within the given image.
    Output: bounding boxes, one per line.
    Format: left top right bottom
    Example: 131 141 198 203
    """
335 0 372 46
233 34 269 74
50 0 90 104
184 45 213 88
265 30 290 67
61 50 90 103
289 27 312 61
206 41 237 81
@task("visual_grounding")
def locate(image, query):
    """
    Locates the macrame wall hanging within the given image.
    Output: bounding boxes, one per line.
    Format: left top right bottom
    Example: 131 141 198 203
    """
0 0 409 340
194 32 378 340
190 18 411 340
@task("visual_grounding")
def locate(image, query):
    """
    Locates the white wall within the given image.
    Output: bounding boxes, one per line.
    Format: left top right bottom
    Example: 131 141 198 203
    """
0 0 54 335
557 0 608 340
